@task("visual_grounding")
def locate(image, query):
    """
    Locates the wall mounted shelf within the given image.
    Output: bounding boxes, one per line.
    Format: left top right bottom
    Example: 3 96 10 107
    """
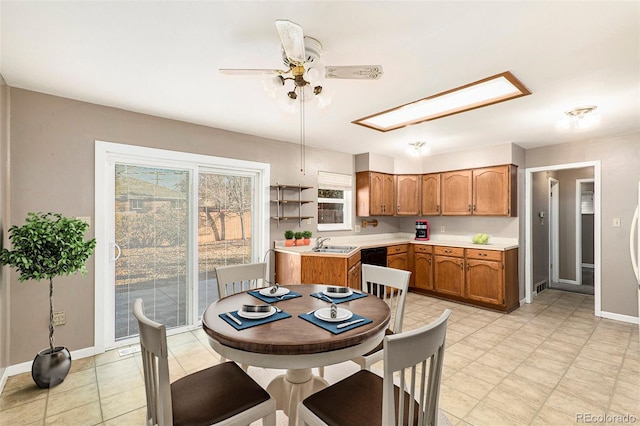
271 184 315 227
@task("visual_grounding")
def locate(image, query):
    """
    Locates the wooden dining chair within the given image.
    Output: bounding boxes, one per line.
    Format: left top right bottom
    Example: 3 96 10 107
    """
133 298 276 426
215 262 268 298
350 263 411 371
297 309 452 426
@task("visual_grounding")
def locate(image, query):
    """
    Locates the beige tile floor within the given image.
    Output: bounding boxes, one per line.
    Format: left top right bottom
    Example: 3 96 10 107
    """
1 289 638 425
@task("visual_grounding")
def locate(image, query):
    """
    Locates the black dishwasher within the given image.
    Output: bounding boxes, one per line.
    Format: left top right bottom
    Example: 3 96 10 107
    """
361 246 387 266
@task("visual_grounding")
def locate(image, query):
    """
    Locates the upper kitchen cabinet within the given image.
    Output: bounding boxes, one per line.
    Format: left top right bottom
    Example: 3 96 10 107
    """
356 171 394 216
472 165 517 217
441 169 472 215
420 173 441 216
395 175 420 216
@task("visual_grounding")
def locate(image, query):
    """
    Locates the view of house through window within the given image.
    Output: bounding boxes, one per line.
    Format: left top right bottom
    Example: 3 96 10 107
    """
112 164 259 342
317 171 352 231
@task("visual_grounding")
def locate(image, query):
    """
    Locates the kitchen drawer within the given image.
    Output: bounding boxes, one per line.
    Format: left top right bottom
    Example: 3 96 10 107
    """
466 248 502 262
387 244 408 254
434 246 464 257
413 244 433 254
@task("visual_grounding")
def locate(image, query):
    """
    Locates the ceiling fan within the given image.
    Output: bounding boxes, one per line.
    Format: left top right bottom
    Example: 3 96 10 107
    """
220 20 383 102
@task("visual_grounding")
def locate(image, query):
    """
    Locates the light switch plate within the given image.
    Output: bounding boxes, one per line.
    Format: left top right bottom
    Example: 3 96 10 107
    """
613 217 621 227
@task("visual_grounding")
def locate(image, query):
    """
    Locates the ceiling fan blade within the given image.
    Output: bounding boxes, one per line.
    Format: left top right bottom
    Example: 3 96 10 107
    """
219 68 285 75
275 19 306 65
324 65 384 80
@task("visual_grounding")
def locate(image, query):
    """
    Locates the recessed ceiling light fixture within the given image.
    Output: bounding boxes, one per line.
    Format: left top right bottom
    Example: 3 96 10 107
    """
557 105 600 130
353 71 531 132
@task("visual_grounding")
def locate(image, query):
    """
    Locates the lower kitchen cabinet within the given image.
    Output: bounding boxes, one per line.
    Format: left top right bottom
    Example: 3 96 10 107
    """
387 244 408 271
347 260 361 290
411 244 519 313
433 246 465 297
412 245 433 290
275 251 361 288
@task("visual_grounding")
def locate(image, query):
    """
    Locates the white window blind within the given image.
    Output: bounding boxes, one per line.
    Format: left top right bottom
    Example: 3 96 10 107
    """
318 171 352 190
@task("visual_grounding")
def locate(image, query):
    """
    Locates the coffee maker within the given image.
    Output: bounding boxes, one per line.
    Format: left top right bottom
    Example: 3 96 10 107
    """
415 220 430 240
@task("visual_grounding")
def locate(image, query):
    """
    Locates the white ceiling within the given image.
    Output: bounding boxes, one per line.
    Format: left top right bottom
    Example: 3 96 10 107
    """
1 1 639 158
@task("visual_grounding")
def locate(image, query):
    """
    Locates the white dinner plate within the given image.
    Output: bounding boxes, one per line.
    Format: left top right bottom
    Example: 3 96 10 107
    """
314 307 353 323
259 287 290 297
237 306 276 320
323 289 353 298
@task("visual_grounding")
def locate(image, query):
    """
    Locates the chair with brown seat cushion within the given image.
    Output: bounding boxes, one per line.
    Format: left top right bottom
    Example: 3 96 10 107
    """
350 263 411 371
133 298 276 426
298 309 452 426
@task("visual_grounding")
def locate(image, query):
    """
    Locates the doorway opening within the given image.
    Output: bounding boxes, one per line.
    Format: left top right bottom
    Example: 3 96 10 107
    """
525 161 601 316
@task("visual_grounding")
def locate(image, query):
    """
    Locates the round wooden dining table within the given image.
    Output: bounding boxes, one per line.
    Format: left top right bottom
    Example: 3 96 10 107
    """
202 284 390 426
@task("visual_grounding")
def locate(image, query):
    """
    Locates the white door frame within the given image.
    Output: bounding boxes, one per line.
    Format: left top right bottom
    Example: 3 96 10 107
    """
576 178 595 284
525 161 601 317
548 177 559 284
95 141 270 351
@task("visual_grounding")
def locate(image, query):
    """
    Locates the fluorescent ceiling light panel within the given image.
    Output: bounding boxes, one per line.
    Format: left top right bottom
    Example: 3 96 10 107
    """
353 71 531 132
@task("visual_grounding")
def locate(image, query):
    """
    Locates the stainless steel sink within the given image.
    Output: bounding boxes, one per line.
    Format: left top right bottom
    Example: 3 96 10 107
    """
311 245 357 254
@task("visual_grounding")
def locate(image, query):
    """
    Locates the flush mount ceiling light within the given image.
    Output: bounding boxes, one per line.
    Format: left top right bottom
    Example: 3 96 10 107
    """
353 71 531 132
407 141 428 157
557 105 600 130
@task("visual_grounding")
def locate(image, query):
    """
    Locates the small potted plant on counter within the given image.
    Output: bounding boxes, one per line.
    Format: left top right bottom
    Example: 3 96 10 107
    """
284 230 295 247
294 232 303 246
302 230 312 245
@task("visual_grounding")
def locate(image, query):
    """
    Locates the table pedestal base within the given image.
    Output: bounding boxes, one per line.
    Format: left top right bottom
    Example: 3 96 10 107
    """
266 368 329 426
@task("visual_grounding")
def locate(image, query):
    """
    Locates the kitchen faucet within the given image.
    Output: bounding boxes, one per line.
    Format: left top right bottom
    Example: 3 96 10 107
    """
315 237 331 249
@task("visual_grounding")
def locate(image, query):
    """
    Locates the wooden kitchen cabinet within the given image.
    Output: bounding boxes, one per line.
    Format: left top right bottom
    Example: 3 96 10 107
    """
413 245 433 290
441 169 472 216
387 244 408 271
395 175 420 216
465 248 519 311
472 165 517 217
356 171 394 216
276 251 362 288
420 173 441 216
433 246 465 297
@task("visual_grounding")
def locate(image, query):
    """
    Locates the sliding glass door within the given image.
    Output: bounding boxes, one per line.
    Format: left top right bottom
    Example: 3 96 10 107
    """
95 141 269 348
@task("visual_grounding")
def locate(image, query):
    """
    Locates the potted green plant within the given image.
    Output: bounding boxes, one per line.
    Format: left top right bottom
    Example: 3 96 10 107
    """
302 230 312 246
284 230 295 247
294 232 303 246
0 212 96 388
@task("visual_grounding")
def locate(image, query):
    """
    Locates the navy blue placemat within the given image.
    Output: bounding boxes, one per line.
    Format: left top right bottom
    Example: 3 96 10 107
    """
310 291 368 304
299 312 372 334
248 290 302 304
220 310 291 330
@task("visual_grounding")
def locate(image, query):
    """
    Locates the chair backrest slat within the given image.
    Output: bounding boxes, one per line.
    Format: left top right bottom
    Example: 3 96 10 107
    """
361 264 410 334
382 309 451 426
215 262 267 298
133 298 174 426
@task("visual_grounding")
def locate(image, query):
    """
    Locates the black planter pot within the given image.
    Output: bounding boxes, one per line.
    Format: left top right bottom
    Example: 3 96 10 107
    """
32 346 72 389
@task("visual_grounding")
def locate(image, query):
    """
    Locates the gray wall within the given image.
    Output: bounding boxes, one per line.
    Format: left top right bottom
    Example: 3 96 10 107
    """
526 133 640 317
7 88 355 364
557 167 594 281
0 75 9 374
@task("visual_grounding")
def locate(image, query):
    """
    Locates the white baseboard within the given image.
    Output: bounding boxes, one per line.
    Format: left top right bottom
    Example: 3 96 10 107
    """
599 310 639 325
519 297 527 306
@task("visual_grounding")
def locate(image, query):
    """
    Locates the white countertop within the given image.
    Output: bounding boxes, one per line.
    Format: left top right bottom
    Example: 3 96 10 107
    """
274 232 519 256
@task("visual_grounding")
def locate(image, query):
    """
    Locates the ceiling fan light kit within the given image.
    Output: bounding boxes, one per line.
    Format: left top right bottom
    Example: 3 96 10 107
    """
407 141 429 157
220 19 383 173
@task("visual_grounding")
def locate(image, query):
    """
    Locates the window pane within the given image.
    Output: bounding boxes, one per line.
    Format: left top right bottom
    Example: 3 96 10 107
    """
114 165 189 341
198 173 254 316
318 189 344 199
318 202 344 224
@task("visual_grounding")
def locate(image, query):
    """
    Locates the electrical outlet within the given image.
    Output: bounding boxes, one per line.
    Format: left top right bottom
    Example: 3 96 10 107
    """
53 311 66 326
440 225 445 233
355 224 361 233
613 217 621 228
306 218 312 225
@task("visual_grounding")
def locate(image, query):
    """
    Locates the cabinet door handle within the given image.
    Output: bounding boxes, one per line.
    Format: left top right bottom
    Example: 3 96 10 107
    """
479 253 487 257
473 204 476 212
437 205 440 213
468 204 471 212
397 205 400 213
460 263 464 270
